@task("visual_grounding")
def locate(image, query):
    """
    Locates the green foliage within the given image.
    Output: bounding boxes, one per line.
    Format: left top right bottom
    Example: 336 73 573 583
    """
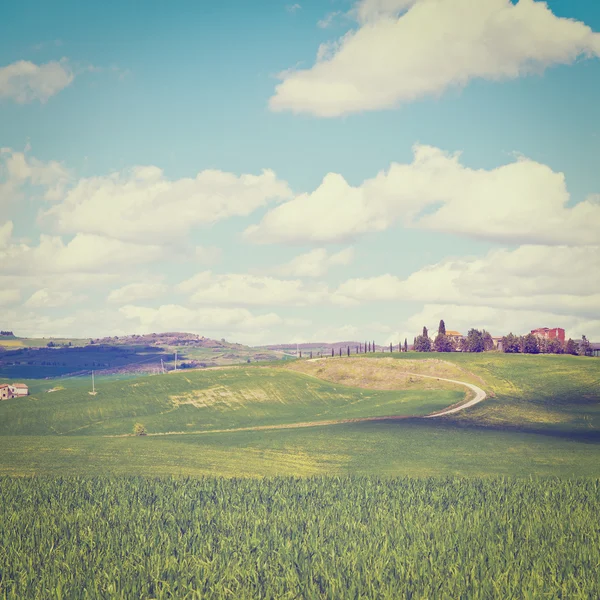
433 333 454 352
404 339 408 353
502 333 521 353
438 320 446 335
522 333 540 354
413 335 432 352
0 476 599 599
422 326 428 338
566 338 578 355
482 330 494 351
133 423 147 436
579 335 592 357
464 329 484 353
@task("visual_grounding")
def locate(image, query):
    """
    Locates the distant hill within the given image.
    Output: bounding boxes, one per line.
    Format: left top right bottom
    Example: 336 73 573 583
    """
0 332 286 378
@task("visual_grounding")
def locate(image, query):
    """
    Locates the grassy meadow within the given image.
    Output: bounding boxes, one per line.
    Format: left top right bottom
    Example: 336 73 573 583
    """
1 476 599 599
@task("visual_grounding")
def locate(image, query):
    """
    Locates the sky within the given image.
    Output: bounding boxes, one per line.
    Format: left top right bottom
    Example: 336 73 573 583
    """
1 0 599 346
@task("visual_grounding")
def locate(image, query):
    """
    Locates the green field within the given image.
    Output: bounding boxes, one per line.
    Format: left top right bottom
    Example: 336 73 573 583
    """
1 476 599 599
0 353 598 477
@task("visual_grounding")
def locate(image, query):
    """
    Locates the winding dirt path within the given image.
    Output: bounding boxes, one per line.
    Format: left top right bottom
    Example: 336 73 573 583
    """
105 371 487 438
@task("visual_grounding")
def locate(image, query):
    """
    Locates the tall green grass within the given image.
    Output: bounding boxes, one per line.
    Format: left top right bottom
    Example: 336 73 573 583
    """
1 476 598 599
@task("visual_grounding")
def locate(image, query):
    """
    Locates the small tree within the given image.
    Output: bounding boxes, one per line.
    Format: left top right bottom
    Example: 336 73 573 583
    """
565 338 578 355
482 330 494 352
414 335 432 352
434 333 454 352
422 326 428 338
579 335 592 357
404 338 408 353
502 333 520 353
133 423 147 436
464 329 484 353
522 333 540 354
438 320 446 336
547 338 564 354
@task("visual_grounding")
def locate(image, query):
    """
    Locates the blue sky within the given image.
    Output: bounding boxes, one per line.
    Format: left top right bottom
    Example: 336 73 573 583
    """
1 0 599 344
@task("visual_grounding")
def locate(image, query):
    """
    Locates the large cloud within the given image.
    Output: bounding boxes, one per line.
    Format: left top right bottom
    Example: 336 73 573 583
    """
42 166 292 243
0 59 74 104
178 271 355 307
0 231 166 275
270 0 600 116
336 244 600 319
245 145 600 245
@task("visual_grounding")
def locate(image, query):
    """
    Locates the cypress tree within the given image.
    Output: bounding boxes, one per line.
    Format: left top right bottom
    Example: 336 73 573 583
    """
404 338 408 352
390 342 393 353
438 320 446 336
347 346 350 356
423 326 428 338
331 348 334 357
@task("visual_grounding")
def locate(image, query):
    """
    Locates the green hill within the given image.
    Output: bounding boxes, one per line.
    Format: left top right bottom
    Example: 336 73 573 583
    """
0 353 598 477
0 366 463 437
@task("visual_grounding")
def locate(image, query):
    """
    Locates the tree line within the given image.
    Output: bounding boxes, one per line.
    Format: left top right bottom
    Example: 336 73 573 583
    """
412 320 594 356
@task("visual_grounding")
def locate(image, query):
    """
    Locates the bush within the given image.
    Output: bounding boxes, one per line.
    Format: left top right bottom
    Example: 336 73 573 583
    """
133 423 147 436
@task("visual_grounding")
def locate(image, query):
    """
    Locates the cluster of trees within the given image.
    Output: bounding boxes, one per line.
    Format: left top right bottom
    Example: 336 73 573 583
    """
412 321 594 356
502 333 593 356
0 331 14 336
413 321 493 353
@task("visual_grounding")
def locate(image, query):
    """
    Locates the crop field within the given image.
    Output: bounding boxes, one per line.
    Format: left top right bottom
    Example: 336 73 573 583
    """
1 476 599 599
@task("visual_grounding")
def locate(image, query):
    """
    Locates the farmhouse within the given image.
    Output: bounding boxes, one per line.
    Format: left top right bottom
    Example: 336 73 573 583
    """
531 327 565 343
10 383 29 396
0 383 29 399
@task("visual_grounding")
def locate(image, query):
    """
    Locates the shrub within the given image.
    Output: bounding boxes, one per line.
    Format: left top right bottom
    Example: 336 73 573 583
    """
133 423 147 436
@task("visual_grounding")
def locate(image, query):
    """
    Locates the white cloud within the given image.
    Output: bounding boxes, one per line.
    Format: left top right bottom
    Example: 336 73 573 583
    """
270 0 600 116
107 282 168 305
274 247 354 277
0 59 74 104
24 288 85 308
245 144 600 245
0 289 20 306
178 271 354 307
287 3 301 13
336 244 600 319
317 11 342 29
0 232 166 275
1 147 71 208
42 165 292 243
119 304 286 334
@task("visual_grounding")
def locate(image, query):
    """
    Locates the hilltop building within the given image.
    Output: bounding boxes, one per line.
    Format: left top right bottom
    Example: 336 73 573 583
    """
445 331 464 344
531 327 565 343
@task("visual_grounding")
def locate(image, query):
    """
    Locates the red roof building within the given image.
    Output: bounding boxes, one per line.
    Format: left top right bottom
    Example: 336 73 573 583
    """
530 328 565 343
